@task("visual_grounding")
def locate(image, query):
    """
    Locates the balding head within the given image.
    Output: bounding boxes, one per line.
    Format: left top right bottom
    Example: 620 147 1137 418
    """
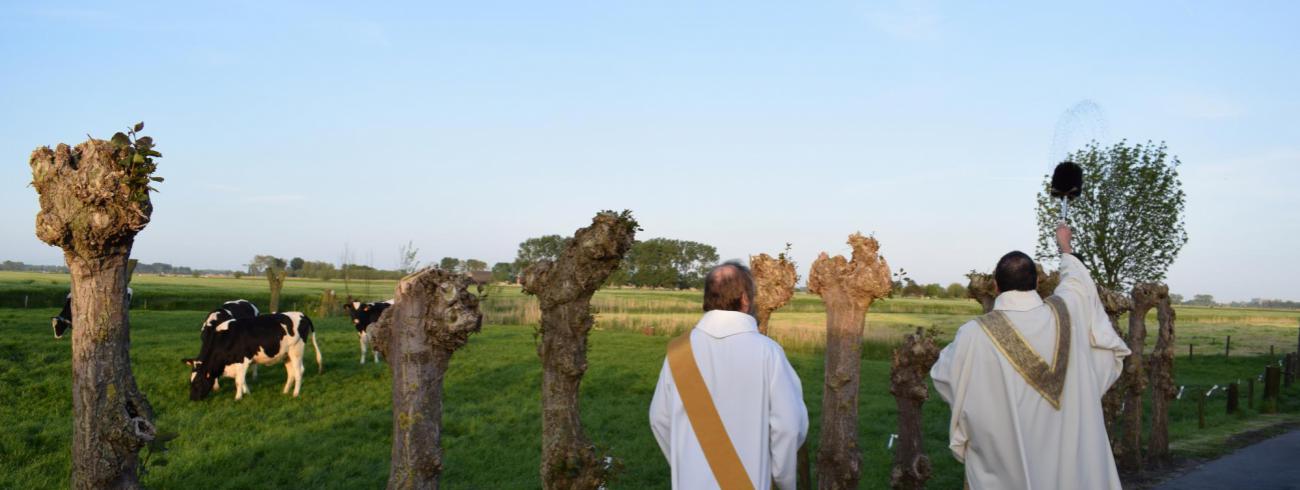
994 251 1037 292
703 261 756 315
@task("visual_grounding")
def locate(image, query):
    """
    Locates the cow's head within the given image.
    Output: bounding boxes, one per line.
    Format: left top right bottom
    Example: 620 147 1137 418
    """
52 316 71 339
344 301 382 332
186 356 219 400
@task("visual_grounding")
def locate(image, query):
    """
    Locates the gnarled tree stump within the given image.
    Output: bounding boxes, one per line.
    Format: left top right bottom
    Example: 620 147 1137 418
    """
369 268 483 490
1147 286 1176 468
1119 283 1161 474
1034 263 1060 299
31 133 161 489
267 266 287 312
1097 286 1132 458
751 251 797 335
890 327 939 490
809 233 892 489
965 272 996 313
521 211 637 489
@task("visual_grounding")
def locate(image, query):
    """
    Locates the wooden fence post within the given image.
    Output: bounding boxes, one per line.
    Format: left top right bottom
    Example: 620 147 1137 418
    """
1227 383 1239 414
1285 353 1296 388
1225 336 1231 357
889 328 940 490
1264 365 1282 414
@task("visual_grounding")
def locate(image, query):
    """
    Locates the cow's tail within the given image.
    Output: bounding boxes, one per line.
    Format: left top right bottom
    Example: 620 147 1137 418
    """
301 314 324 374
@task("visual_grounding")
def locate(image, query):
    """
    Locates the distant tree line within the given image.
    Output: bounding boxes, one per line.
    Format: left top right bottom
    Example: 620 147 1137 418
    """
504 235 720 289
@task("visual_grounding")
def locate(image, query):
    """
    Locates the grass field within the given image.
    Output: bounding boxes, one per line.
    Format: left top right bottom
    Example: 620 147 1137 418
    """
2 271 1299 488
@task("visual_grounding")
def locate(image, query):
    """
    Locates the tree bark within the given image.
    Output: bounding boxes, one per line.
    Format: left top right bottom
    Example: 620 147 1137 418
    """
1146 286 1175 468
750 252 797 336
31 138 160 489
369 268 484 490
965 272 996 313
267 267 287 312
889 328 939 490
1096 286 1132 460
521 211 637 490
1034 263 1060 299
1120 283 1160 474
809 233 892 490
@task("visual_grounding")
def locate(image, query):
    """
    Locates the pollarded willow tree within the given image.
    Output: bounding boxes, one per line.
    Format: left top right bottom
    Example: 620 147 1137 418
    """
30 124 163 489
368 268 483 490
1035 141 1188 291
809 233 892 489
750 245 798 336
521 211 638 489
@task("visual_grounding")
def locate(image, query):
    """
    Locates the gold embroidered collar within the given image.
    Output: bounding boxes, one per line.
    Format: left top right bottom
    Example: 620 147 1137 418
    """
975 295 1071 410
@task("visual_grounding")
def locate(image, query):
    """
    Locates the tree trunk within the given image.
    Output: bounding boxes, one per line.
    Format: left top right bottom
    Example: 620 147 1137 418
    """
1120 283 1160 474
521 211 637 490
809 234 892 490
30 135 162 489
267 268 287 312
1096 286 1132 459
889 328 939 490
1146 287 1175 468
751 252 797 336
965 272 996 313
369 269 483 490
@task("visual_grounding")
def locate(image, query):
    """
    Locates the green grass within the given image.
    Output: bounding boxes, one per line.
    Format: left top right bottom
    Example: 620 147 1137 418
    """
3 272 1300 487
3 305 1299 489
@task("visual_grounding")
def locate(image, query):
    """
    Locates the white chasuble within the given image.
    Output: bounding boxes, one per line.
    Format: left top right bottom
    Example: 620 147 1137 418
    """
931 253 1131 490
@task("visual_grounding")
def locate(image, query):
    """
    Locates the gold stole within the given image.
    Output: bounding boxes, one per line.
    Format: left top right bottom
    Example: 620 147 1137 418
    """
975 295 1071 410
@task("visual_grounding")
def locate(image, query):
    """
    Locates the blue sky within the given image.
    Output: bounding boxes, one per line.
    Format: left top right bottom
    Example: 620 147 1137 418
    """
1 1 1296 301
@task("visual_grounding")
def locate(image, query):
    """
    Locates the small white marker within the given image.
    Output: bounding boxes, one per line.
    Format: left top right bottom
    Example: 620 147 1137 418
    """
1176 386 1185 400
887 434 899 449
1206 385 1220 397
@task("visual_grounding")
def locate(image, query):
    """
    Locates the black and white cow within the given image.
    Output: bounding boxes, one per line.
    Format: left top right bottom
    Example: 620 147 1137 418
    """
187 299 262 391
51 288 133 339
201 299 260 332
186 312 322 401
343 299 393 364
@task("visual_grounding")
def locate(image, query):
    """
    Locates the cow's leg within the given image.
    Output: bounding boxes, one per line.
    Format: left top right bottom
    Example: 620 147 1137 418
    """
294 357 304 397
282 360 295 394
213 377 220 391
234 363 248 401
359 332 367 364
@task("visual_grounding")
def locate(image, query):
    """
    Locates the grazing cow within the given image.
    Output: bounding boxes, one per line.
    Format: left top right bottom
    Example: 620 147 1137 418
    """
187 312 322 401
52 288 132 339
343 300 393 364
187 299 262 391
201 299 260 332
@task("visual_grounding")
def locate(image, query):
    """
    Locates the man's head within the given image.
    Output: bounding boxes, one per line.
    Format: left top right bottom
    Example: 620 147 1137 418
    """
994 251 1038 293
703 261 756 315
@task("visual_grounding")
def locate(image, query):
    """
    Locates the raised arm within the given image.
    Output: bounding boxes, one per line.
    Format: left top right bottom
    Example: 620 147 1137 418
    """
1050 222 1130 389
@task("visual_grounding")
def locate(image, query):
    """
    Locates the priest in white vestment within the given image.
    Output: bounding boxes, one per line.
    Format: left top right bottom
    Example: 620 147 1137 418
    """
650 261 809 489
931 223 1131 489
